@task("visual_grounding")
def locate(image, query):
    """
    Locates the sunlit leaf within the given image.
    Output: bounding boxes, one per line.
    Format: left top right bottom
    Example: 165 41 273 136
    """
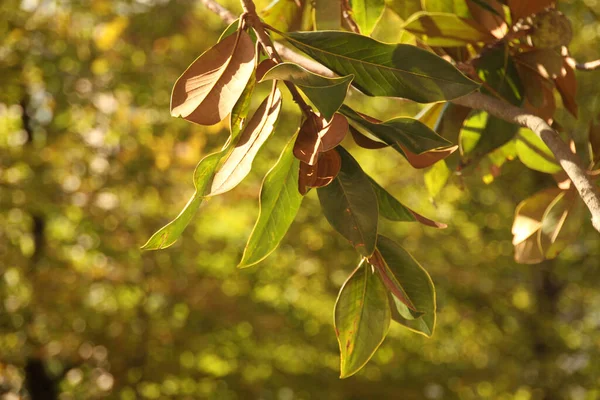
259 62 353 121
238 135 304 268
318 147 378 256
334 261 390 378
376 235 436 337
424 160 451 198
258 0 304 33
209 84 283 196
466 0 507 38
281 30 479 102
422 0 470 17
229 70 257 143
385 0 422 20
516 128 561 174
351 0 386 35
402 12 493 47
171 30 255 125
313 0 342 30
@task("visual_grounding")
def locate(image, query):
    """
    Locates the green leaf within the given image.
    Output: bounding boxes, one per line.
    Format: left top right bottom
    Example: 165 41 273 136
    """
368 177 416 222
424 160 451 198
402 12 493 47
209 85 283 196
318 147 379 256
334 261 390 378
229 69 257 142
422 0 470 17
238 135 304 268
515 128 561 174
258 0 304 33
377 235 436 337
259 62 353 121
340 105 452 156
281 30 479 102
141 150 226 250
385 0 422 20
351 0 386 35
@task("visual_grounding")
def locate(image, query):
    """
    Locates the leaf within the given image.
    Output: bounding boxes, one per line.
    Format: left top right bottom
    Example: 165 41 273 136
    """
515 49 564 80
171 30 255 126
281 30 479 102
517 64 556 122
385 0 422 20
415 103 446 130
229 70 257 143
334 261 390 378
422 0 470 17
238 135 304 268
258 0 304 33
538 189 583 259
590 117 600 165
259 62 353 121
294 113 348 165
516 128 561 174
209 84 283 196
368 176 447 228
424 160 451 198
466 0 507 38
298 148 342 195
351 0 386 35
376 235 436 337
341 105 454 166
349 125 387 149
554 57 578 118
402 12 494 47
313 0 342 30
507 0 554 21
318 147 379 256
142 151 227 250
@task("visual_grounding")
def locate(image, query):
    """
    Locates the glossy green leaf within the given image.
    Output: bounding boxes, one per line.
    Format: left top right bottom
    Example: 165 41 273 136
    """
318 147 379 256
141 150 226 250
282 30 479 102
516 128 561 174
340 105 452 156
259 62 353 121
351 0 386 35
209 85 283 196
377 235 436 337
334 261 390 378
238 135 304 268
368 177 415 222
402 12 493 47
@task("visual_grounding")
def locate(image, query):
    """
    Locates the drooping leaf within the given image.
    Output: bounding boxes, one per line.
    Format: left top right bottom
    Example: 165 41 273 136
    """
349 125 388 150
298 148 343 195
341 105 454 166
318 146 379 256
402 12 493 47
516 128 561 174
171 30 255 125
334 261 390 378
238 135 304 268
351 0 386 35
376 235 436 336
368 176 447 227
294 113 348 165
281 30 479 102
142 151 227 250
259 62 353 121
466 0 507 38
507 0 554 21
209 84 283 196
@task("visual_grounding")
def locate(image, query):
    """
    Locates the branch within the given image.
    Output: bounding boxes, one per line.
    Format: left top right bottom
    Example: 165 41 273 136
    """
575 59 600 71
200 0 600 233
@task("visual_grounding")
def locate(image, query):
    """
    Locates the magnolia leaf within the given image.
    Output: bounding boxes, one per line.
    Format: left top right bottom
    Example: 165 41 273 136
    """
422 0 470 17
281 30 479 102
259 0 304 33
555 57 578 118
171 30 255 125
376 235 436 337
318 147 379 256
415 103 446 130
313 0 342 30
142 151 227 250
517 65 556 122
466 0 507 38
369 176 447 228
259 62 353 121
229 70 257 143
351 0 386 35
508 0 554 21
298 149 342 195
516 128 561 174
334 261 390 378
349 125 387 150
209 84 283 196
402 12 493 47
238 135 304 268
294 113 348 165
385 0 422 20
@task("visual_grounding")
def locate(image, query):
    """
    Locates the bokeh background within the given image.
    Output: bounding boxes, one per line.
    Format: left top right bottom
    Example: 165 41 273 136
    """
2 0 600 399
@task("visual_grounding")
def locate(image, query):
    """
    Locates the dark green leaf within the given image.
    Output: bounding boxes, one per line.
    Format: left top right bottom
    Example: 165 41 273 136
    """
377 235 436 336
368 177 416 222
259 62 353 121
334 261 390 378
318 147 379 256
282 30 479 102
239 135 304 268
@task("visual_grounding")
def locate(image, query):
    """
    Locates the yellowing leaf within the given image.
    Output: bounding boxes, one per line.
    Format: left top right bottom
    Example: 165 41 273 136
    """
171 30 255 126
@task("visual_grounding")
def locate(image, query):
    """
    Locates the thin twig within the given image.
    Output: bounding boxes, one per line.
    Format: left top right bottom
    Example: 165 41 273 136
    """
341 0 360 34
201 0 600 232
574 59 600 71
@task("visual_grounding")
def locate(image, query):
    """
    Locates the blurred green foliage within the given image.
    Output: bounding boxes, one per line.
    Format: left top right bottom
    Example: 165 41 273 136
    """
2 0 600 399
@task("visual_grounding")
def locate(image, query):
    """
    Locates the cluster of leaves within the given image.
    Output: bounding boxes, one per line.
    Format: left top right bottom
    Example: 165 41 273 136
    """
144 0 598 377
